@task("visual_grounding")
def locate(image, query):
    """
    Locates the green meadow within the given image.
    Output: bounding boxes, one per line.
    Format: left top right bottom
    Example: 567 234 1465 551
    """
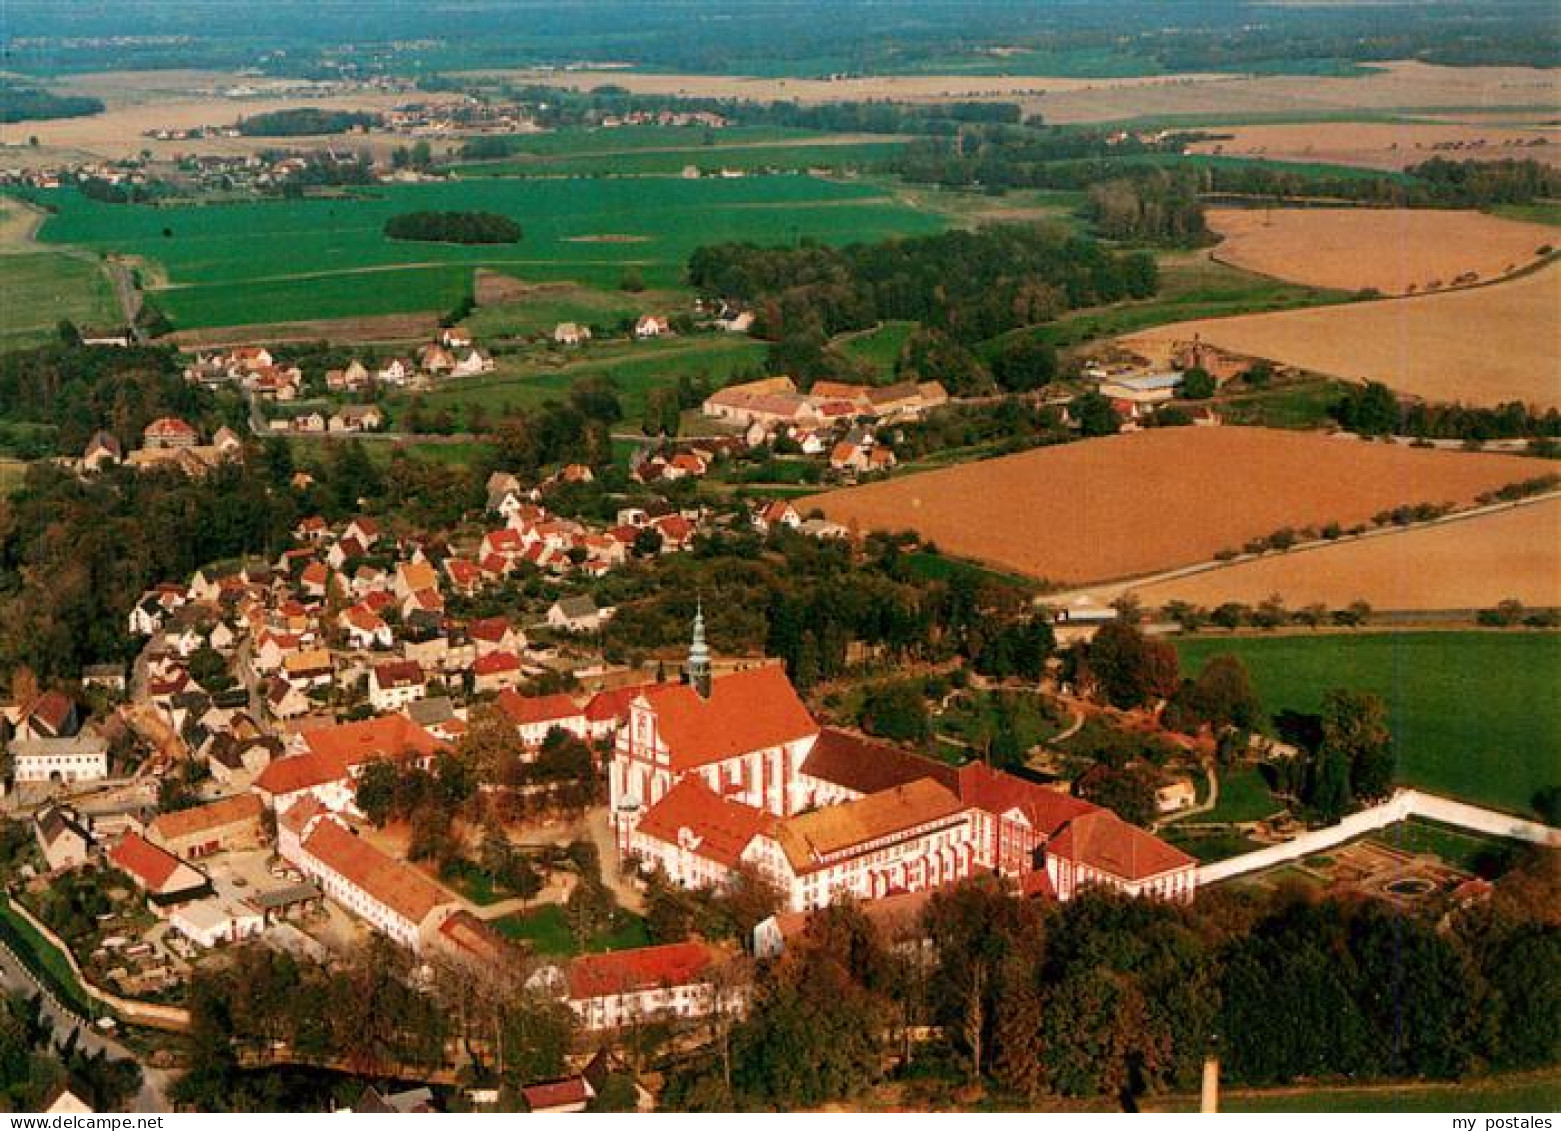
451 140 905 178
30 174 944 329
1174 632 1561 816
0 250 120 348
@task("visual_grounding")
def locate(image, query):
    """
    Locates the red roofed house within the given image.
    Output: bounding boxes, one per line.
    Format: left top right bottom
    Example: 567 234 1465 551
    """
495 689 588 748
370 660 427 712
254 714 445 814
561 940 737 1031
522 1078 594 1114
146 793 265 859
1045 809 1197 901
108 833 210 909
143 417 199 450
279 804 458 952
473 650 522 694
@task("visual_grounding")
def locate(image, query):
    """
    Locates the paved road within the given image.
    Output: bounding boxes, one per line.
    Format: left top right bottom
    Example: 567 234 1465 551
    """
0 945 172 1112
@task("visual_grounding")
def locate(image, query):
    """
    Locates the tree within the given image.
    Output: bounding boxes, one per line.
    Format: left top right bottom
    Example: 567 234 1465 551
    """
1179 366 1215 400
1320 689 1394 804
1173 653 1261 733
1084 622 1179 710
1077 763 1160 828
354 758 398 827
858 680 930 743
990 333 1058 393
1074 390 1120 437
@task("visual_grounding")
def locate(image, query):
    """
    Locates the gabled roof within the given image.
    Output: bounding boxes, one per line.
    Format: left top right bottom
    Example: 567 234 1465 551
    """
1047 810 1196 882
522 1077 593 1112
568 940 713 1000
473 650 520 676
148 793 262 844
800 727 957 797
769 778 967 875
108 832 205 895
643 665 817 771
584 683 655 724
372 660 425 689
956 762 1097 838
635 778 772 868
467 616 513 643
495 689 583 728
302 817 452 926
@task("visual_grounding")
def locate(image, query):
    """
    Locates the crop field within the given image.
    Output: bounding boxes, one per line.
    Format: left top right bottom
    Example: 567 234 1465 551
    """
1123 261 1561 410
0 249 120 349
31 174 944 329
803 427 1550 586
1131 495 1561 613
1206 207 1557 295
452 138 905 178
1173 632 1561 814
1188 120 1561 172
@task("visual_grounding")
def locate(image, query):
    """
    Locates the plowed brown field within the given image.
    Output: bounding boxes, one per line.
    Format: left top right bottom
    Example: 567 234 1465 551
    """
1189 121 1561 172
1122 262 1561 409
1206 207 1556 295
1128 495 1561 611
802 428 1552 585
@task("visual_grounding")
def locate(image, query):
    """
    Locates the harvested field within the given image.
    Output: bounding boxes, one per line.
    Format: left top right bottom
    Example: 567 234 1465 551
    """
165 310 442 349
485 61 1561 126
1206 207 1556 295
1190 121 1561 171
801 428 1551 585
1122 262 1561 409
1129 495 1561 611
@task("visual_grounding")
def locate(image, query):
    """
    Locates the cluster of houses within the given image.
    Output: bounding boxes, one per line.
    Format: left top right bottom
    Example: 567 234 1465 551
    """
183 329 493 407
71 417 244 478
552 313 672 348
701 375 944 473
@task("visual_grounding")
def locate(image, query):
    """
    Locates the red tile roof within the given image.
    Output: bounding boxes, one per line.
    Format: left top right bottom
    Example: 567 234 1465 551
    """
467 616 512 643
473 650 520 676
1047 810 1196 882
955 763 1098 838
147 793 263 844
145 416 197 438
646 665 817 771
279 795 330 836
769 779 968 874
522 1077 593 1111
801 728 957 796
495 689 584 728
303 715 443 768
372 660 425 689
635 778 772 868
302 817 452 925
584 683 655 724
108 833 202 894
568 941 713 1000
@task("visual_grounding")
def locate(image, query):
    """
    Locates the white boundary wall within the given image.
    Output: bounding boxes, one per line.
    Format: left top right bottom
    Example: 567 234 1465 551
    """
1198 789 1560 885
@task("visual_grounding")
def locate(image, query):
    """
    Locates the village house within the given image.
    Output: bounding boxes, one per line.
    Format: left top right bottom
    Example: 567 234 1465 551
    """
143 416 200 449
9 733 109 785
329 405 385 433
369 660 428 712
146 793 266 859
473 651 523 695
546 940 736 1031
82 431 123 472
547 595 609 634
553 322 591 347
253 714 445 814
107 832 210 910
495 689 589 749
33 805 96 871
634 314 671 339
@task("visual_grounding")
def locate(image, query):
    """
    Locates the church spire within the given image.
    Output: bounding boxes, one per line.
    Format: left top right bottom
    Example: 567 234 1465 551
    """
687 599 712 698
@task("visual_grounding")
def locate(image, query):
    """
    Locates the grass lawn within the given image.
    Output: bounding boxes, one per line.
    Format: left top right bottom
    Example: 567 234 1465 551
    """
1174 632 1561 817
935 689 1067 754
1152 1069 1561 1113
490 903 651 957
399 335 766 427
29 175 944 329
0 896 96 1017
1217 378 1348 431
0 457 29 494
1031 256 1352 352
452 140 905 178
901 550 1037 592
1492 201 1561 229
466 283 686 339
1205 765 1284 824
1163 827 1266 863
1370 818 1520 874
0 250 120 350
834 320 916 380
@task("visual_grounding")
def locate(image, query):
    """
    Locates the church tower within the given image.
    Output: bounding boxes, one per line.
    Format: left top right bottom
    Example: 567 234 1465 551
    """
687 602 712 699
